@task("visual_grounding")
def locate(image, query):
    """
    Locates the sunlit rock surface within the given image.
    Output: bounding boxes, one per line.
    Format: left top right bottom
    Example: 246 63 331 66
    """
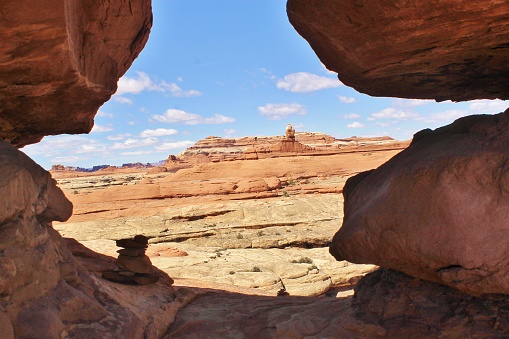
0 0 152 147
331 110 509 295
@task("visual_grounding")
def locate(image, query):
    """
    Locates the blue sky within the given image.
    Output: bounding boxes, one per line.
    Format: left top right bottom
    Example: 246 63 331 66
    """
23 0 508 169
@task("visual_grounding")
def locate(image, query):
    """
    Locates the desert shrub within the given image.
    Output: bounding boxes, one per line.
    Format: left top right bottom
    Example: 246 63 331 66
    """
282 191 289 197
252 266 262 272
297 257 313 264
256 230 264 237
229 271 235 275
236 233 244 239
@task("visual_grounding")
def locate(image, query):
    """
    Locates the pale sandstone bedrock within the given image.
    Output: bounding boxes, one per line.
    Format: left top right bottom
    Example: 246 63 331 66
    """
331 110 509 295
287 0 509 101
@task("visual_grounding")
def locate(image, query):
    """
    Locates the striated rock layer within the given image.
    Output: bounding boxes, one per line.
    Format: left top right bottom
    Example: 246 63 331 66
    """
0 0 152 147
330 110 509 295
287 0 509 101
0 140 188 338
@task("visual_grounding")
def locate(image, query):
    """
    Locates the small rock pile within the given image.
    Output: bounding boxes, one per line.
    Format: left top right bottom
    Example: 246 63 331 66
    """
102 235 160 285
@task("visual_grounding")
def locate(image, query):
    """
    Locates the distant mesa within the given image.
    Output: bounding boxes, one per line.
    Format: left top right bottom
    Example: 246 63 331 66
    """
50 126 407 175
163 125 404 171
51 162 155 173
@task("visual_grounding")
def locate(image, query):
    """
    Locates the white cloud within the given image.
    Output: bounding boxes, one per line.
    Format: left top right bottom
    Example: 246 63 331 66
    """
376 122 390 127
127 121 139 126
423 110 468 123
22 135 110 165
292 123 305 130
369 108 420 120
140 128 179 138
114 96 134 105
121 150 155 156
321 63 337 74
468 100 507 113
343 113 360 119
393 99 432 107
116 72 153 95
347 122 365 128
338 96 356 104
155 141 195 152
50 156 87 164
107 133 132 141
116 72 201 97
276 72 341 93
111 138 158 150
258 103 306 120
224 129 237 137
161 82 202 97
152 109 235 125
260 68 276 80
91 124 113 133
97 110 113 118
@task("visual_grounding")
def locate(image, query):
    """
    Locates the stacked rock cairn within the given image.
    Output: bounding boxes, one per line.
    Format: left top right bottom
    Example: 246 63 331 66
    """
102 234 159 285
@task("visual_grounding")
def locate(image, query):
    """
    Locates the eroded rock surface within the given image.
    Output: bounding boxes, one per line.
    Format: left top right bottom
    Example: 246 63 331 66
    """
54 148 402 297
167 268 509 338
0 140 188 338
287 0 509 101
0 0 152 147
331 111 509 295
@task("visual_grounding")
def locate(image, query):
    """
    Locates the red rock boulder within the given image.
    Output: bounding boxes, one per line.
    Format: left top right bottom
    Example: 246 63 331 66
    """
330 110 509 295
287 0 509 101
0 0 152 147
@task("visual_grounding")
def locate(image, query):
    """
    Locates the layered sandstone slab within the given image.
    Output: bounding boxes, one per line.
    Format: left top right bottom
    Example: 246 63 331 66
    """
330 110 509 295
0 0 152 147
287 0 509 101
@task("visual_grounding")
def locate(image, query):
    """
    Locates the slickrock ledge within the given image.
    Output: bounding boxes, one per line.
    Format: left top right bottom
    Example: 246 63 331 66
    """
287 0 509 101
0 0 152 147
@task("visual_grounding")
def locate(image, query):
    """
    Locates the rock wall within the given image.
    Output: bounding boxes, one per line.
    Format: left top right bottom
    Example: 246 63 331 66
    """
0 0 152 147
0 140 187 338
287 0 509 101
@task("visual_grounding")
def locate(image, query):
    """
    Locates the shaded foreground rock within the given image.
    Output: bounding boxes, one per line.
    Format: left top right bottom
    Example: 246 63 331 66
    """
331 111 509 295
0 140 189 337
0 0 152 147
287 0 509 101
168 268 509 338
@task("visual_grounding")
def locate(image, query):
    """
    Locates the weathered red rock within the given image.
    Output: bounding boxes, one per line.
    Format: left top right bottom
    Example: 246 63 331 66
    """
0 0 152 147
168 268 509 337
0 140 186 337
287 0 509 101
117 254 154 274
330 110 509 295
